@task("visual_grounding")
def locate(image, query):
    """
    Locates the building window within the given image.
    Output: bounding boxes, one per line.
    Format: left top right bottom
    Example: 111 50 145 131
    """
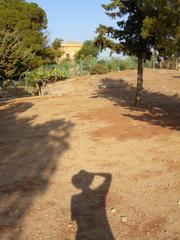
66 53 70 59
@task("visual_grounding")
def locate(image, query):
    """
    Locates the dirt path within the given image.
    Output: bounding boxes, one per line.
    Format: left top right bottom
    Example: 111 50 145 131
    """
0 69 180 240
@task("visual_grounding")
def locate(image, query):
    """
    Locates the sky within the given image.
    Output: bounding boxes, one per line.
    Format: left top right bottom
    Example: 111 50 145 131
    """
28 0 113 43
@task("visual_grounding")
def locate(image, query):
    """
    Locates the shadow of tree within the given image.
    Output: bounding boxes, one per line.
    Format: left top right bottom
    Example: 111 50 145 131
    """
0 101 74 240
71 170 114 240
92 78 180 130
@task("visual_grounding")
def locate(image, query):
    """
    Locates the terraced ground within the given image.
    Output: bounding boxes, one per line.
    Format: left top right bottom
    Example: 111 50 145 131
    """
0 69 180 240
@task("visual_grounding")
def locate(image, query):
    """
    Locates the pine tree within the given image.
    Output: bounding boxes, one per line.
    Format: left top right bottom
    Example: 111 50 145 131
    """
52 38 64 63
0 31 32 85
0 0 48 69
96 0 180 106
75 40 99 61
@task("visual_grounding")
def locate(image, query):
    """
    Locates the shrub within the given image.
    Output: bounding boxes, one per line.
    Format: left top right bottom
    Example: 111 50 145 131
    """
26 64 70 88
90 62 109 75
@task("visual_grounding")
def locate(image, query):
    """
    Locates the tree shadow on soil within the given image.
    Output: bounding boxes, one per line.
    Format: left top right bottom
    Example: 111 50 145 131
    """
71 170 114 240
93 78 180 130
0 101 74 240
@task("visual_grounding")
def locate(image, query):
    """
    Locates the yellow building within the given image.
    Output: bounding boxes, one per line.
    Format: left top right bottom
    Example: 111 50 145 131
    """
60 41 82 60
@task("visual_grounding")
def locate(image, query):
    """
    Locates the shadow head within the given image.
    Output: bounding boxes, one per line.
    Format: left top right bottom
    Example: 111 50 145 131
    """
72 170 94 190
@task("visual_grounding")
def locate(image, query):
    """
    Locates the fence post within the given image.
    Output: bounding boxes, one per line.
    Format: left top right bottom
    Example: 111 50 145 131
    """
13 80 16 95
80 59 83 75
129 57 132 70
67 61 71 78
152 54 155 69
25 71 29 92
105 58 108 67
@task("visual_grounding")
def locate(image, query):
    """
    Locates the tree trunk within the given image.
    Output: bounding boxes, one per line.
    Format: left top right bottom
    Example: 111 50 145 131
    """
135 57 143 107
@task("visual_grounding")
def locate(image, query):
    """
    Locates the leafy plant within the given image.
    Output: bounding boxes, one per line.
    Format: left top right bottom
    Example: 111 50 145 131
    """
90 62 109 75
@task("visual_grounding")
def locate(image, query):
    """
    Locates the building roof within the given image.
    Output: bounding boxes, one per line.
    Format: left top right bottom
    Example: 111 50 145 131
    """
61 41 82 47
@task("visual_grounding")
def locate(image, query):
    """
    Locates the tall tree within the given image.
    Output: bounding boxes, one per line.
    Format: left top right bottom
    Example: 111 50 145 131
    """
51 38 64 63
0 0 48 69
96 0 180 106
52 38 63 51
75 40 99 61
0 30 32 85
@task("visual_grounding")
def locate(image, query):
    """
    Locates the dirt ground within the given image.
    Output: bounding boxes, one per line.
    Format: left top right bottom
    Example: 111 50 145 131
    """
0 69 180 240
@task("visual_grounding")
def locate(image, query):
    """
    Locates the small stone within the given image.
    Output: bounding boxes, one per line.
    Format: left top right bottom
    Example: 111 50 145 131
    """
169 218 175 224
121 216 127 223
137 225 142 231
68 223 72 228
177 200 180 205
110 208 116 214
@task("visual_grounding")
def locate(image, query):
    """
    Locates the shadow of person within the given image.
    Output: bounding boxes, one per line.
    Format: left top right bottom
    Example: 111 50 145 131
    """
71 170 114 240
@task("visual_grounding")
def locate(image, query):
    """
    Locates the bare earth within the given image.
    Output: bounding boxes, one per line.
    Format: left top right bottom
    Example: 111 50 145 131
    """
0 69 180 240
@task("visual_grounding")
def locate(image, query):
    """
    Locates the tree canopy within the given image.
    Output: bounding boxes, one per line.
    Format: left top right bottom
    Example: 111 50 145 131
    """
51 38 64 62
0 30 32 84
0 0 48 69
96 0 180 106
52 38 63 50
75 40 99 61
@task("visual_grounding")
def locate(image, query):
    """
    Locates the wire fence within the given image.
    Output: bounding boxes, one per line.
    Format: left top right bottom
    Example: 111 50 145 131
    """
0 59 98 97
1 55 176 98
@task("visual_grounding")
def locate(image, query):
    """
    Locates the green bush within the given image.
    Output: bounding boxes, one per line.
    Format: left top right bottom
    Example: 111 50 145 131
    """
76 56 97 74
27 79 37 88
89 58 127 75
108 58 126 71
90 62 109 75
26 64 70 88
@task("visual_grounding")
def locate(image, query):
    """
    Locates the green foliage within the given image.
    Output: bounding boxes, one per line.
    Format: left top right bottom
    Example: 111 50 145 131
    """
0 31 32 85
89 61 109 75
89 55 159 76
75 40 99 61
95 0 180 106
61 58 72 66
42 47 57 65
48 38 64 63
142 1 180 58
26 64 70 87
96 0 180 61
0 0 48 69
77 56 97 73
107 58 128 71
52 38 63 50
89 57 137 75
